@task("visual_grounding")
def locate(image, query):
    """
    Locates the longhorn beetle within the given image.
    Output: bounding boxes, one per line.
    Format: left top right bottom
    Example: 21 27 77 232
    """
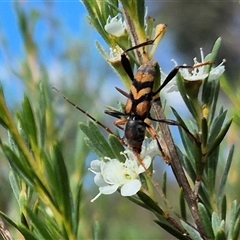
105 33 210 157
53 33 210 164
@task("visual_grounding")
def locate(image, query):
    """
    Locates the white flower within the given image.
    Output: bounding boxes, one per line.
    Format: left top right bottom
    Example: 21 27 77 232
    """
166 48 225 93
108 45 123 63
178 48 225 81
104 14 126 37
89 152 152 202
141 139 160 159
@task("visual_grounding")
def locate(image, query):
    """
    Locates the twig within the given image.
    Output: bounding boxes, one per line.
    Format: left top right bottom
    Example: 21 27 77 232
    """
152 99 207 239
0 217 14 240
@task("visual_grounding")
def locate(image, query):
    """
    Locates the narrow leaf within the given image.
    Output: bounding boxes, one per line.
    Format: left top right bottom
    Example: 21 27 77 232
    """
209 81 220 125
208 110 227 146
155 219 189 240
108 134 125 162
39 82 47 147
206 37 222 63
207 119 232 157
218 145 234 204
176 75 198 119
221 195 227 221
206 147 219 196
211 212 221 236
79 121 115 159
228 200 238 238
73 181 83 236
162 171 167 197
179 188 187 221
232 215 240 240
137 191 164 215
180 220 202 240
214 229 227 240
94 221 100 240
198 203 214 239
9 170 21 204
2 144 34 186
26 208 54 240
52 143 73 226
21 96 38 146
201 117 208 149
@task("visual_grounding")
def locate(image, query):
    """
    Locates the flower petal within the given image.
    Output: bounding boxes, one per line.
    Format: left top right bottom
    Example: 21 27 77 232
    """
138 156 152 174
90 160 102 173
105 21 125 37
100 184 119 195
121 179 141 196
94 174 107 187
141 139 159 159
209 66 225 81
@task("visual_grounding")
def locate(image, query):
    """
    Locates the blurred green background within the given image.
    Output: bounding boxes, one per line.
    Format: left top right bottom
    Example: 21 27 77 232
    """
0 1 240 239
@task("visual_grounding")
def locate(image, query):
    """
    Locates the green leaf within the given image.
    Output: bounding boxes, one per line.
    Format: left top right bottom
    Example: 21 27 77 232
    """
81 0 110 45
21 95 38 147
25 208 54 240
128 195 152 210
208 109 227 146
201 117 208 149
218 145 234 204
51 143 73 227
207 119 232 157
206 37 222 64
136 0 145 28
79 121 115 159
39 82 47 147
162 171 167 197
155 219 189 240
41 150 55 192
232 215 240 240
228 200 238 238
208 82 220 125
0 85 11 129
202 81 219 108
206 147 219 196
221 195 227 221
198 186 212 214
108 134 125 162
171 108 202 181
180 220 202 240
176 75 198 119
1 144 34 186
214 229 227 240
179 188 186 221
170 107 192 132
201 38 221 107
37 207 63 239
73 181 83 236
9 170 21 204
94 221 100 240
198 203 214 239
211 212 221 236
179 151 196 184
137 191 164 215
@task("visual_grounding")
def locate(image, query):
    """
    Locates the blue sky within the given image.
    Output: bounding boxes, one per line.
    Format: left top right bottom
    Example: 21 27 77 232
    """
0 1 95 106
0 1 179 107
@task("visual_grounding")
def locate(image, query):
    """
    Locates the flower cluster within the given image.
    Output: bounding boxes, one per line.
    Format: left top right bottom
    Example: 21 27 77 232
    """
89 140 159 202
166 48 225 93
